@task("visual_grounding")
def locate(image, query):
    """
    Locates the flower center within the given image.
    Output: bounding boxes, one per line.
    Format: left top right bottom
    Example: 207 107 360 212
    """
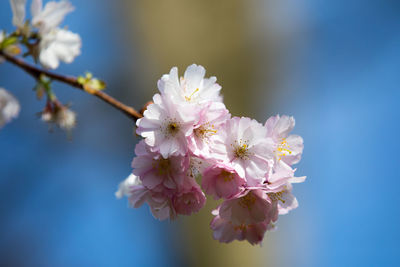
233 224 248 231
238 192 256 210
194 123 217 140
184 88 200 102
276 138 292 160
153 158 171 176
220 170 234 182
233 139 251 160
268 190 286 203
162 119 181 137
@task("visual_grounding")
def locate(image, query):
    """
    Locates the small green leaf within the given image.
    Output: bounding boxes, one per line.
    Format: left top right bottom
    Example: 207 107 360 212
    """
1 36 18 49
77 76 86 84
77 72 106 94
87 79 106 90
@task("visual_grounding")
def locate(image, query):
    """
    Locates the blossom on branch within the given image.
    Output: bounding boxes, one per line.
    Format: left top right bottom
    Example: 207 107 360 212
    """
41 100 76 131
38 28 81 69
117 64 306 245
9 0 81 69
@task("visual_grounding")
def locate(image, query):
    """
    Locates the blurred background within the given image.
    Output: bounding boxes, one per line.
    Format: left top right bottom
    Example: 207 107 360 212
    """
1 0 399 266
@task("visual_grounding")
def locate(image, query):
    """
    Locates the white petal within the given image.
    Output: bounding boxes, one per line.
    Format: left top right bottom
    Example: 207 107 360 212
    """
115 173 141 199
31 0 42 18
184 64 206 89
32 1 74 33
10 0 26 28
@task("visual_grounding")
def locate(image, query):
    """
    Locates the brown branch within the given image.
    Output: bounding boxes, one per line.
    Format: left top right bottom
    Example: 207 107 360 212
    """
0 50 143 121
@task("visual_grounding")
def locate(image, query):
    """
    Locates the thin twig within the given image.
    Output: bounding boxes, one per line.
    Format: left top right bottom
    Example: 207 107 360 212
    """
0 50 143 121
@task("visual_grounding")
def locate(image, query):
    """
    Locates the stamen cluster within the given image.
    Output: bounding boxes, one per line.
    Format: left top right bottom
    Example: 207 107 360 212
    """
117 64 306 245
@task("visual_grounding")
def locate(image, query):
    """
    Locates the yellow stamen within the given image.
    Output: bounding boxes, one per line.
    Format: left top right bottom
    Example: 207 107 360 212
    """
238 192 256 210
268 190 286 203
194 123 217 140
185 88 200 101
277 138 292 160
234 141 250 159
220 170 234 182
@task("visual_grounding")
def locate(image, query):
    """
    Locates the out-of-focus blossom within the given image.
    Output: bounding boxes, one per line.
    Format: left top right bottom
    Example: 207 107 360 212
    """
0 88 20 128
219 189 277 225
136 93 196 158
116 173 177 220
128 185 177 221
115 173 141 199
31 0 81 69
210 207 271 245
172 177 206 216
10 0 26 28
8 0 81 69
31 0 74 34
41 102 76 131
38 28 81 69
210 189 280 245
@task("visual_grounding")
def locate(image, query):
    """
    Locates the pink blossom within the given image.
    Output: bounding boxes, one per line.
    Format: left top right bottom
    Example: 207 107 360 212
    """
210 203 277 245
144 191 177 220
217 117 274 186
117 65 307 244
136 93 196 158
219 189 277 225
127 184 177 221
131 140 189 191
202 163 245 199
265 115 304 166
115 172 177 221
172 177 206 216
266 161 306 215
188 102 230 159
158 64 222 106
267 183 298 215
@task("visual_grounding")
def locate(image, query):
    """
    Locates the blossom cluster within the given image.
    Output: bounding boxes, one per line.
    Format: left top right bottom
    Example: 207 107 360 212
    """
116 64 305 245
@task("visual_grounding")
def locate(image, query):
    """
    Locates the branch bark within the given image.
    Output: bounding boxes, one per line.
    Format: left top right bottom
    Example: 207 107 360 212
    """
0 50 144 121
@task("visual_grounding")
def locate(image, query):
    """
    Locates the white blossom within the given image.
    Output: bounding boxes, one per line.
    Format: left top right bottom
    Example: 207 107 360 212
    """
0 88 20 128
41 105 76 130
8 0 81 69
39 28 81 69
